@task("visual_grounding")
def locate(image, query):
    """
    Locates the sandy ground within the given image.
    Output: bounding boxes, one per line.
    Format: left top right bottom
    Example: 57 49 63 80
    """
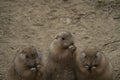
0 0 120 80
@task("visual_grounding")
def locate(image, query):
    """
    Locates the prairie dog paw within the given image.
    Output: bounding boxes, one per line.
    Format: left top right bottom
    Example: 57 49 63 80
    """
30 67 37 72
37 65 41 68
69 45 76 52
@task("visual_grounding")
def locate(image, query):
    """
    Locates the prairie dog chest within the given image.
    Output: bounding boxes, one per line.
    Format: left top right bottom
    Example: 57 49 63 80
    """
52 65 75 80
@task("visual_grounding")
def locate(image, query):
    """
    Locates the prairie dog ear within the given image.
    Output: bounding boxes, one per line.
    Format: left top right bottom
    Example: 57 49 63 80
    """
55 34 60 39
95 52 101 59
96 52 100 56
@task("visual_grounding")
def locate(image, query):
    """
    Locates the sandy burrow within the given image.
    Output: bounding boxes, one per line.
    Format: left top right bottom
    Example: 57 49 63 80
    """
0 0 120 80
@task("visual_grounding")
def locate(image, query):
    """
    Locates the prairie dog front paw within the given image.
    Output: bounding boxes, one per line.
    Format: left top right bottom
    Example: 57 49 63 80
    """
37 65 41 68
30 67 37 72
69 45 76 52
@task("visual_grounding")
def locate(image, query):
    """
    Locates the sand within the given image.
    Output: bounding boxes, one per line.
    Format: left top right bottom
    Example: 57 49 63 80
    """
0 0 120 80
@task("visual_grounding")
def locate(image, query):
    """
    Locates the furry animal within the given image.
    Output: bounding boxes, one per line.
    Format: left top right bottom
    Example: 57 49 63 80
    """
44 31 77 80
75 47 113 80
7 46 43 80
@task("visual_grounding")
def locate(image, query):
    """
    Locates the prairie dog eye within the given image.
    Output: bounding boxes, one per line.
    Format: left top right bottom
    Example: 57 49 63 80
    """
26 55 29 58
70 42 74 45
61 37 65 40
93 65 98 67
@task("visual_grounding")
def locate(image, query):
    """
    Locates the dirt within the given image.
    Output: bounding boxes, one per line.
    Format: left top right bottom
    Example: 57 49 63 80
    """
0 0 120 80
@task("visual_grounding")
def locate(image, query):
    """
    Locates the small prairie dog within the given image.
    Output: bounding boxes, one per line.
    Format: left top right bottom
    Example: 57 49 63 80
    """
8 46 42 80
76 47 113 80
44 31 77 80
49 31 76 63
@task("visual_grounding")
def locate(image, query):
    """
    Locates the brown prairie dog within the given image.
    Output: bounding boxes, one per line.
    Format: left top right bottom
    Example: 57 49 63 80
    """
49 31 76 63
44 31 77 80
8 46 42 80
75 47 113 80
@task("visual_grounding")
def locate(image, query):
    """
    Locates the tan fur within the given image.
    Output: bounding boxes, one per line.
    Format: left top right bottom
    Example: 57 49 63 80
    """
44 31 77 80
7 46 43 80
76 47 113 80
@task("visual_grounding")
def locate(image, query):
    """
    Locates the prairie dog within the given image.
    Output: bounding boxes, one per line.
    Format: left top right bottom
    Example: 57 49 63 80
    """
49 31 76 63
76 47 113 80
45 31 76 80
8 46 42 80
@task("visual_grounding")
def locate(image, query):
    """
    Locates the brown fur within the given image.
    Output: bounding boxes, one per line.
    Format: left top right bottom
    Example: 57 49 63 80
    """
44 31 77 80
7 46 43 80
75 47 113 80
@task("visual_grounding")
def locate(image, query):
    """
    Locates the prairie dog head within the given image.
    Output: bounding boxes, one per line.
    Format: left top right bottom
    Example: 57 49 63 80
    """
76 47 102 74
50 31 76 50
18 46 39 68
